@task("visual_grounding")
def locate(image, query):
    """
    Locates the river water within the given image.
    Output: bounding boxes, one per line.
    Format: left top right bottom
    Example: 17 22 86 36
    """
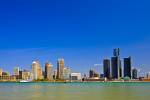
0 82 150 100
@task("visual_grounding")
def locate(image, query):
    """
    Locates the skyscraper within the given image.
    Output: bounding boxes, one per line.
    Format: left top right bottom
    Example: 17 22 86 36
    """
45 62 53 80
103 59 110 79
111 48 121 79
119 60 122 78
32 61 43 80
111 57 119 79
124 57 132 78
132 68 138 79
57 59 65 79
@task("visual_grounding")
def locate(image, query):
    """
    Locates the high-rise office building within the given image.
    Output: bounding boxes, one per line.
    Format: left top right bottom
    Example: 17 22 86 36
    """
119 60 122 78
111 48 121 79
103 59 111 79
57 59 65 79
32 61 43 80
111 57 120 79
132 68 138 79
124 57 132 78
45 62 53 80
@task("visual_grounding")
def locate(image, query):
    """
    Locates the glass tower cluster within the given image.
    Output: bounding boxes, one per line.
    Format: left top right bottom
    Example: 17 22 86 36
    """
103 48 134 79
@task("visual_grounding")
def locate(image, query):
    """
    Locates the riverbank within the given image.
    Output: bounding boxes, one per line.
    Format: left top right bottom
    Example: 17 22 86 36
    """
0 80 150 83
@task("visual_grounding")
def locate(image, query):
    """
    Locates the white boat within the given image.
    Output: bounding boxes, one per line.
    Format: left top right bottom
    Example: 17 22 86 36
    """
20 80 30 83
20 79 32 83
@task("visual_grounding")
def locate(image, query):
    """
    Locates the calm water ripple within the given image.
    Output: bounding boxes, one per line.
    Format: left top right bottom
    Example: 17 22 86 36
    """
0 82 150 100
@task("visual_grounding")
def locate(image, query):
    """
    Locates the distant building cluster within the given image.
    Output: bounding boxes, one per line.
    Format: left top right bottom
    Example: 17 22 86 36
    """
103 48 137 81
0 48 150 82
30 59 81 82
83 48 149 82
0 58 81 82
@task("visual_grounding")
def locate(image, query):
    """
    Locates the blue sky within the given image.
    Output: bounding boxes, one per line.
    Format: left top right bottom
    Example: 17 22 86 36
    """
0 0 150 76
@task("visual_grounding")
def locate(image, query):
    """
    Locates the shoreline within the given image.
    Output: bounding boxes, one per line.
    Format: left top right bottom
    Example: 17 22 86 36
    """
0 81 150 83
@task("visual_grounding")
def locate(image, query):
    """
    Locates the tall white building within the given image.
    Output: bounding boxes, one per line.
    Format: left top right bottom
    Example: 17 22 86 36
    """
45 62 53 80
32 61 43 80
57 59 65 79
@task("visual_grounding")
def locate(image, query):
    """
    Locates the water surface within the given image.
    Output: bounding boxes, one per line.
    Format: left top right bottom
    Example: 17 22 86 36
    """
0 82 150 100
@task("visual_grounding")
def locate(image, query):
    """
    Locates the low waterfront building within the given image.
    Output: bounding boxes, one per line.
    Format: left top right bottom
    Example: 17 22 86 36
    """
89 69 99 79
0 72 16 81
70 73 81 82
0 75 16 82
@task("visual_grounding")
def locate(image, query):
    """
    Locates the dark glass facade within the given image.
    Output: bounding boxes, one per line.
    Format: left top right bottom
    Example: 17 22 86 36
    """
103 59 110 79
119 60 122 78
124 57 132 78
111 57 120 79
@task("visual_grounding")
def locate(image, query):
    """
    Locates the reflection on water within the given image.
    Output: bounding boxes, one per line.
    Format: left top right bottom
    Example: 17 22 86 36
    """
0 82 150 100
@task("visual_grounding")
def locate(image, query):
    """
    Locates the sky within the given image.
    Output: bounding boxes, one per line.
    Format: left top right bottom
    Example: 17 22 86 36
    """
0 0 150 76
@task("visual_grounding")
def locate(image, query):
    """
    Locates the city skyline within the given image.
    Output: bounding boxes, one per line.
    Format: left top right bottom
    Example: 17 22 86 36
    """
0 48 149 77
1 49 149 76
